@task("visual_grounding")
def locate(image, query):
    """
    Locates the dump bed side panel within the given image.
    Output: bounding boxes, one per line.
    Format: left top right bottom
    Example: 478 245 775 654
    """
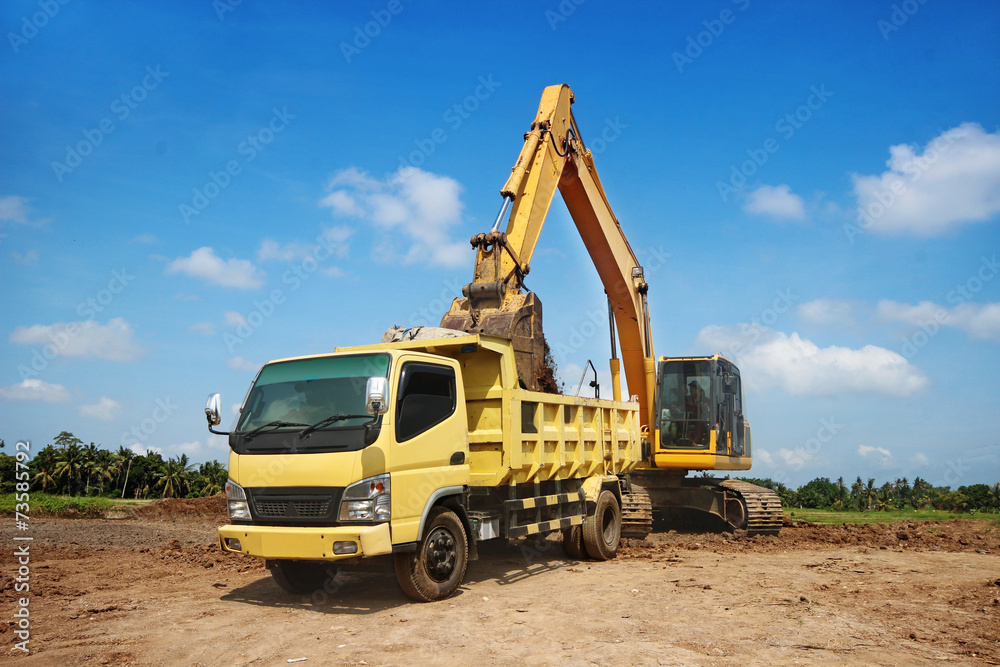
468 388 640 487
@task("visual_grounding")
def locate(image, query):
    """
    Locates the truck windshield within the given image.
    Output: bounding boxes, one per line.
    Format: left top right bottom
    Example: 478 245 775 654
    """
657 359 714 449
236 354 389 436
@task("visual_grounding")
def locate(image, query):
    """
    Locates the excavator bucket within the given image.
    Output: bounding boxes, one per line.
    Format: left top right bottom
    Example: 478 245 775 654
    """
440 291 558 393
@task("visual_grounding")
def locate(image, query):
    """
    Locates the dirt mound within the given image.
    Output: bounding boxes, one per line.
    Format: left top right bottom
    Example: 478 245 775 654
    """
623 518 1000 557
134 495 227 521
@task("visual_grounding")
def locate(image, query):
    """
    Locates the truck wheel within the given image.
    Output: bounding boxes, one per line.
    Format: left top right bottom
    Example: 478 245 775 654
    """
562 524 585 560
266 560 337 595
394 507 468 602
583 490 621 561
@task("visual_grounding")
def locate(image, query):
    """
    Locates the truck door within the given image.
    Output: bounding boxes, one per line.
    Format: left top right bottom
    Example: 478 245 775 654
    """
389 359 469 544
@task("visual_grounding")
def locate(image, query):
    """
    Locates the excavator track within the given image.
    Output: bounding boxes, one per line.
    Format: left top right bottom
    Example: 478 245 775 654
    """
718 479 783 536
620 484 653 540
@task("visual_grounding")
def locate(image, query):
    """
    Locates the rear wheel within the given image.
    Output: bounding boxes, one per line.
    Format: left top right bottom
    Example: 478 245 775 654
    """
394 507 468 602
562 524 585 560
583 490 621 561
266 560 337 595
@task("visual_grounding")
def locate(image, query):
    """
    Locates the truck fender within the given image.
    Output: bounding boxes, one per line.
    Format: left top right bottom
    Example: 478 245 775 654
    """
581 476 623 513
415 486 478 560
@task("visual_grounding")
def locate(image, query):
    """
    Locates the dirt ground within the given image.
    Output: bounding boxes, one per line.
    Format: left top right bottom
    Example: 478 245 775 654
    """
2 497 999 666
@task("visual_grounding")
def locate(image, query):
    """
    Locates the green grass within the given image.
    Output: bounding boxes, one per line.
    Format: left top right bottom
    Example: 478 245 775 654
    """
0 492 116 516
787 507 1000 526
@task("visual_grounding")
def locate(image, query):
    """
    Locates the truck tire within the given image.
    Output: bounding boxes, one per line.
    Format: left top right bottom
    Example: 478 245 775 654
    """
266 560 337 595
562 524 585 560
582 490 621 561
394 507 468 602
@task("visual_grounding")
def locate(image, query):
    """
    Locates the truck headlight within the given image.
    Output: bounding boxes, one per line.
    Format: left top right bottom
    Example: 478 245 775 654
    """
338 474 390 523
225 479 251 521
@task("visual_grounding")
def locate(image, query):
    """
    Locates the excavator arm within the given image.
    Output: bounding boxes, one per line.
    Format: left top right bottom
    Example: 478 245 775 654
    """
441 84 656 434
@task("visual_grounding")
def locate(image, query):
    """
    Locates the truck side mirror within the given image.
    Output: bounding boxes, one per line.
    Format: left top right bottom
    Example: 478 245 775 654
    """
366 377 389 415
205 392 222 426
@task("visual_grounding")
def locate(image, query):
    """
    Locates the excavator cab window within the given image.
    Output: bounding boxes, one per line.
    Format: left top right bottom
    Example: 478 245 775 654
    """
656 359 714 449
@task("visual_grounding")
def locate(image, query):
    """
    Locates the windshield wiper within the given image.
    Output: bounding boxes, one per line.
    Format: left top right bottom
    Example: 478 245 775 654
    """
299 413 373 439
241 420 310 440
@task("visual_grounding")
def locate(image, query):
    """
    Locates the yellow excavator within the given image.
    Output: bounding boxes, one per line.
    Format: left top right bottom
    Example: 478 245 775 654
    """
441 84 782 537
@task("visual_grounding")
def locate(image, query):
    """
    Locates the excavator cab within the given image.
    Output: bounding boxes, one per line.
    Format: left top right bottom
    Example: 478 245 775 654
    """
655 355 744 457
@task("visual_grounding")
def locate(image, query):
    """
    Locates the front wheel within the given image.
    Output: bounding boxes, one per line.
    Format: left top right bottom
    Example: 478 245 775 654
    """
394 507 468 602
266 560 337 595
582 490 621 561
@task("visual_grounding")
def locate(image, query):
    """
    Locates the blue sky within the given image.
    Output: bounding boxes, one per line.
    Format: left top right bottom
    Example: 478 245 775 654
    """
1 0 998 487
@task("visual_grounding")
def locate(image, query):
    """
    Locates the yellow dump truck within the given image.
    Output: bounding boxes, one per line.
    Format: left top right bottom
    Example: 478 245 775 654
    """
206 333 640 601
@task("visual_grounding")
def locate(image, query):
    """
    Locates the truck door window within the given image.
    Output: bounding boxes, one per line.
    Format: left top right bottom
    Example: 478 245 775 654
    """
395 363 457 442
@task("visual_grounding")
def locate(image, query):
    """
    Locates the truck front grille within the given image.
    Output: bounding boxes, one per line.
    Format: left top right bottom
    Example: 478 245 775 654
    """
244 487 343 525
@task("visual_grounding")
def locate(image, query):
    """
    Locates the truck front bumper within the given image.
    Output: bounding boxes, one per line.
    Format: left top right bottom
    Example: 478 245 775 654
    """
218 523 392 560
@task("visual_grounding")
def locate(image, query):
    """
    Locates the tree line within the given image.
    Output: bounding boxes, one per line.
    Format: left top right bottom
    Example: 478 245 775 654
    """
0 431 227 499
740 475 1000 513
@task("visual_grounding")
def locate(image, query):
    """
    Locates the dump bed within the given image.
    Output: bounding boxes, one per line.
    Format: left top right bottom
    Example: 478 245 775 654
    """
337 334 641 487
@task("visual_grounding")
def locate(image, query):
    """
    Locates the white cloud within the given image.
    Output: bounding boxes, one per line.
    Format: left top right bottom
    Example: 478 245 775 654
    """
10 250 39 265
257 226 351 266
170 439 227 456
130 443 162 456
858 445 893 465
227 356 259 372
697 325 928 396
755 449 773 465
0 195 47 226
877 299 1000 342
223 311 247 327
0 379 72 402
851 123 1000 236
742 184 806 220
78 396 122 421
320 166 469 268
320 190 364 217
9 318 144 361
130 233 158 244
166 247 264 289
774 448 809 470
798 298 857 328
189 322 216 336
911 452 930 466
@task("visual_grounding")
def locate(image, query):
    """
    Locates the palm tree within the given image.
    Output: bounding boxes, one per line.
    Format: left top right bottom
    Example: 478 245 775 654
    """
157 457 193 498
81 442 101 493
53 442 85 496
31 446 58 493
864 478 876 511
198 460 227 495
